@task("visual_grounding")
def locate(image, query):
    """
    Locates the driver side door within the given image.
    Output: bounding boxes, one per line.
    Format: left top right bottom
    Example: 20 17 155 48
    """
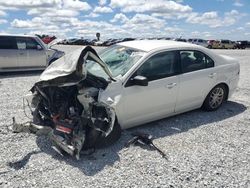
121 50 180 128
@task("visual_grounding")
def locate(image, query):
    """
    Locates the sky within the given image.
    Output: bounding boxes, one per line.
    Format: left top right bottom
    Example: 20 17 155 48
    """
0 0 249 40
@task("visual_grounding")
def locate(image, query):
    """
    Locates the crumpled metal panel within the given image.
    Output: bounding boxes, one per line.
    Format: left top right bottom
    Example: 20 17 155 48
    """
35 46 114 88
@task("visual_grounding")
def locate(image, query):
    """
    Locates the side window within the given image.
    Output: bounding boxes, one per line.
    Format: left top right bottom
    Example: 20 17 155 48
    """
26 38 39 49
136 51 178 81
222 40 229 44
180 50 214 73
205 54 215 68
16 38 26 49
16 37 39 50
0 36 17 49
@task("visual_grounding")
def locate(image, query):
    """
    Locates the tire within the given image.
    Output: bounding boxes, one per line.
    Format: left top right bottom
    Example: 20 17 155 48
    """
202 84 227 111
82 126 102 149
95 119 122 148
83 118 122 149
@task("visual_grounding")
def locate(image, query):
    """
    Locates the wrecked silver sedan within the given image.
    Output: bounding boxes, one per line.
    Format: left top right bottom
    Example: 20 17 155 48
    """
27 46 124 159
26 40 239 159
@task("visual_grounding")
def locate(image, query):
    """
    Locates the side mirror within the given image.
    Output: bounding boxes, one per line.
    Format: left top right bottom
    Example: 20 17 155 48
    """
37 45 43 50
132 75 148 86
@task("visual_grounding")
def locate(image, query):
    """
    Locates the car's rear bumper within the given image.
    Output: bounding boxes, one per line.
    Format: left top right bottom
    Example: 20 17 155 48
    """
228 75 239 98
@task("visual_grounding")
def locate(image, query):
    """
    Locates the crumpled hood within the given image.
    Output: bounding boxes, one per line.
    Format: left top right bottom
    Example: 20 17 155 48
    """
36 46 114 87
40 48 84 81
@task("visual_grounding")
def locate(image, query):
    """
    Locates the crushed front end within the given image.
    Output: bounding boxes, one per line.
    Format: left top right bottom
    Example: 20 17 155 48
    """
26 46 117 159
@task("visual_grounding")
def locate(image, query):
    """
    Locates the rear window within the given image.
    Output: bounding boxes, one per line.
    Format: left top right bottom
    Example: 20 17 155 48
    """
180 50 214 73
0 36 17 49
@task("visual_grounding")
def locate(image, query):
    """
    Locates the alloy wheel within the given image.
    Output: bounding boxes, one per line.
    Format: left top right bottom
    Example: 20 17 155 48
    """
209 87 224 109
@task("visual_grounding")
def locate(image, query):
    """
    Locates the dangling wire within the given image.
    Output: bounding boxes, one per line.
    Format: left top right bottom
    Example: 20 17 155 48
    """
22 98 32 120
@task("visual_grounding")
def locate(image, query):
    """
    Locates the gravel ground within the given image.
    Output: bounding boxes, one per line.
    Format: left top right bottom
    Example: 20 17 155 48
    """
0 46 249 187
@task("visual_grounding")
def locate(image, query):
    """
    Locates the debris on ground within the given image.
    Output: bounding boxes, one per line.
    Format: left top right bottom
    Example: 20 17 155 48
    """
10 117 52 135
126 132 167 159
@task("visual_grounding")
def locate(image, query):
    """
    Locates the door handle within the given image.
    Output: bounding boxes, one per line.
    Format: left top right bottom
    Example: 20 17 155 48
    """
166 83 177 89
19 52 24 55
208 73 216 78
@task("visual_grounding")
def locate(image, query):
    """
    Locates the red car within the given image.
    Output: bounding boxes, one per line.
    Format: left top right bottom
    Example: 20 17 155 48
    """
42 36 56 44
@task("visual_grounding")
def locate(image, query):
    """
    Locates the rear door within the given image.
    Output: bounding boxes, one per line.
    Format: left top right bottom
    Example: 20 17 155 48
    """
0 36 18 69
16 37 47 68
175 50 216 112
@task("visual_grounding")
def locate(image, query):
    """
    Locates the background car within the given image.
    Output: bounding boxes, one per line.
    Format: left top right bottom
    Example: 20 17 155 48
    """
236 41 248 49
207 40 216 49
102 38 117 46
192 39 208 47
42 36 56 44
208 40 221 49
207 40 235 49
0 34 65 72
65 38 79 45
218 40 235 49
174 38 187 42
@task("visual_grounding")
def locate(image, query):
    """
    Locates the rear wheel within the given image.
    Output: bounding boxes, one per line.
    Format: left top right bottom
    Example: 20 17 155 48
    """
202 84 227 111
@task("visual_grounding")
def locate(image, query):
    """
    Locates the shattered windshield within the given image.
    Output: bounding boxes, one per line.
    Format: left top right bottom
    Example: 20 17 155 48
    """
86 45 145 79
85 59 110 80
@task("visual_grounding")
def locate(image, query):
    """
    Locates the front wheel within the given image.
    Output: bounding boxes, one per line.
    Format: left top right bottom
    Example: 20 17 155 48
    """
202 85 227 111
83 119 122 149
95 119 122 148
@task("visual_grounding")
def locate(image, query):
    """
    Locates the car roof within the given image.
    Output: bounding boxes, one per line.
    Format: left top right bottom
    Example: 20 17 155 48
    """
118 40 200 52
0 34 37 38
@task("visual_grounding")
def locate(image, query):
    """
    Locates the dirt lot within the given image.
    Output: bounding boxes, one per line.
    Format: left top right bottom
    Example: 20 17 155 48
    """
0 46 249 187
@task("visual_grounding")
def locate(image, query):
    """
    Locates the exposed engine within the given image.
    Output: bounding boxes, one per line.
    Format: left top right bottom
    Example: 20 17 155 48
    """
30 76 115 159
23 46 118 159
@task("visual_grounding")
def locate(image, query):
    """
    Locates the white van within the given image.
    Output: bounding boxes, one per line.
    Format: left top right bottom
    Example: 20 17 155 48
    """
0 34 64 72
